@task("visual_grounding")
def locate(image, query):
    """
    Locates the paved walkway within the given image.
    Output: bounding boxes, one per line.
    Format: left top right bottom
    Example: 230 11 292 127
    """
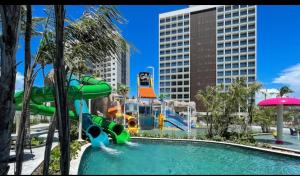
8 142 59 175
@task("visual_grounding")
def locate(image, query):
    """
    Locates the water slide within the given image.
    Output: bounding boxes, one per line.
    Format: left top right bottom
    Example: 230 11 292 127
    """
164 110 188 131
14 75 130 146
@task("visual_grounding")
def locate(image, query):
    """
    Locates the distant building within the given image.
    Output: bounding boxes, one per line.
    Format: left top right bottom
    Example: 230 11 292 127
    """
158 5 257 111
93 44 130 91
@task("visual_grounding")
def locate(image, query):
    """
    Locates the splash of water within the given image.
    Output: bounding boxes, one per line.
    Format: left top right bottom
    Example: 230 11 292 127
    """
125 141 139 147
99 142 121 155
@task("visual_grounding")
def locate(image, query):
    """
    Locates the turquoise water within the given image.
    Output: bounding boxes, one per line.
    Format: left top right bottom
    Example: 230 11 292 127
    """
79 140 300 175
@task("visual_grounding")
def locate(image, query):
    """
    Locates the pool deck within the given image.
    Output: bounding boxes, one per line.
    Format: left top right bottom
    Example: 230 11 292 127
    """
7 142 59 175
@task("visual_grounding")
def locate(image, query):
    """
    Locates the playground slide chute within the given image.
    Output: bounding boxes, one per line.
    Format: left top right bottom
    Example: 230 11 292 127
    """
14 75 130 146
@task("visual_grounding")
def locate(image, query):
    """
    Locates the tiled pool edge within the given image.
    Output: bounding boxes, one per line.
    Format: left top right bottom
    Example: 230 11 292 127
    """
131 137 300 158
69 143 91 175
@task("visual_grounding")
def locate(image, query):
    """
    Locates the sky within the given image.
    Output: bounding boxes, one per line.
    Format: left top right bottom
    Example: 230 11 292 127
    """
14 5 300 100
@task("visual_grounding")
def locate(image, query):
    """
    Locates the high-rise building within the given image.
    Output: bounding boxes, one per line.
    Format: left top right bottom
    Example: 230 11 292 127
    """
158 5 257 111
94 44 130 91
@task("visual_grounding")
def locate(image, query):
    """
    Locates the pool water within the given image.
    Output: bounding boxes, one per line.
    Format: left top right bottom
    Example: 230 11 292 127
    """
78 140 300 175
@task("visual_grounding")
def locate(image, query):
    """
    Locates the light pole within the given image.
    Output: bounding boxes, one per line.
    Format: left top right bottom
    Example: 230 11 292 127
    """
147 66 154 90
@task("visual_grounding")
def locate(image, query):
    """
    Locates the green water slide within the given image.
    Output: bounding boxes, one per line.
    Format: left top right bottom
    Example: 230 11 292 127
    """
14 76 130 144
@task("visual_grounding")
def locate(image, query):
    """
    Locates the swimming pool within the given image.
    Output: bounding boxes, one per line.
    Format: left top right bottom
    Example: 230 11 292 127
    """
78 139 300 175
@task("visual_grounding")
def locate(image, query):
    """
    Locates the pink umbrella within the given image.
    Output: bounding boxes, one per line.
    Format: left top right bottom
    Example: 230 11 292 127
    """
258 97 300 144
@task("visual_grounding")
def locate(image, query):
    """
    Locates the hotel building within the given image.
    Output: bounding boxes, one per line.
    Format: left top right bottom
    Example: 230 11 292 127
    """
158 5 257 111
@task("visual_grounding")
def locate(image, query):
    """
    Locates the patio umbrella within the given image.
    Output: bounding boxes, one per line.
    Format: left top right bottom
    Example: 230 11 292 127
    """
258 97 300 144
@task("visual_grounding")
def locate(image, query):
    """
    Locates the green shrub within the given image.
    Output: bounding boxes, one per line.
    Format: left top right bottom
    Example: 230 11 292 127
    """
49 141 86 174
31 137 44 146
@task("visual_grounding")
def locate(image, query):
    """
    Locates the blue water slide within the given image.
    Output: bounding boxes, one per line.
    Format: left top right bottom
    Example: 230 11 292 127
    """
164 110 188 131
69 75 109 146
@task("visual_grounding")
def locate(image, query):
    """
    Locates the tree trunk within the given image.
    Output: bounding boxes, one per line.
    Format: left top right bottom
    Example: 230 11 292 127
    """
54 5 70 175
15 5 32 174
0 5 21 175
43 114 57 175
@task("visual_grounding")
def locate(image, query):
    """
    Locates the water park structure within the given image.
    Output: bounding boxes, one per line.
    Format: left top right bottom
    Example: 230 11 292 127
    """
14 75 131 148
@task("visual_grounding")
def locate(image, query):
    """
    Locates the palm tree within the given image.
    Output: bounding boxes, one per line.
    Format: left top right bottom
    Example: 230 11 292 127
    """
278 85 293 97
0 5 21 175
246 82 262 132
53 5 70 175
195 85 222 138
15 5 32 174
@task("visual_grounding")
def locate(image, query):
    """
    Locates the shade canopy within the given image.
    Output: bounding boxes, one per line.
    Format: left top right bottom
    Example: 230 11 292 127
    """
258 97 300 106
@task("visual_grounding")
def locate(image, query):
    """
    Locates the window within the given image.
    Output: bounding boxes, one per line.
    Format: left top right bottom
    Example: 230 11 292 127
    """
232 70 239 75
233 19 239 24
172 23 176 27
171 36 176 41
225 20 231 25
232 41 238 46
178 42 183 46
232 5 239 9
241 18 247 23
178 15 183 20
240 55 247 60
160 19 165 23
248 69 255 74
166 18 170 22
225 28 231 33
232 27 239 32
240 40 247 45
184 34 189 39
184 74 189 78
225 35 231 40
184 41 189 46
248 54 255 59
178 22 183 27
217 64 224 69
218 50 224 55
240 48 247 53
225 13 231 18
184 54 189 59
218 22 224 26
172 16 176 21
184 21 189 26
166 24 170 29
218 15 224 20
225 64 231 69
166 31 170 35
160 25 165 30
233 12 239 17
232 34 239 39
178 29 183 33
217 71 223 76
160 57 165 61
249 24 255 30
240 70 247 75
218 29 224 34
232 63 239 68
225 42 231 47
217 57 224 62
218 7 224 12
248 62 255 67
240 10 247 16
248 9 255 14
248 16 255 22
225 71 231 76
240 62 247 67
225 56 231 62
225 78 231 83
178 35 183 40
184 14 189 19
218 36 224 41
171 43 176 47
248 31 255 37
225 49 231 54
240 25 247 31
218 43 224 48
232 49 239 54
225 6 231 11
184 48 189 52
232 55 239 61
171 30 176 34
240 33 247 38
248 76 255 82
217 79 223 83
177 55 183 59
248 46 255 52
184 27 189 32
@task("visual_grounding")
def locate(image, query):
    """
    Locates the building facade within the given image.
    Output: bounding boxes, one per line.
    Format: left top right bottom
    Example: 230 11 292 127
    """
94 44 130 91
158 5 257 111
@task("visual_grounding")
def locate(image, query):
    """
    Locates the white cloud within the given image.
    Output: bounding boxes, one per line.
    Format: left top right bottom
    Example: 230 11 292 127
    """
15 72 24 92
272 63 300 97
256 88 279 103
